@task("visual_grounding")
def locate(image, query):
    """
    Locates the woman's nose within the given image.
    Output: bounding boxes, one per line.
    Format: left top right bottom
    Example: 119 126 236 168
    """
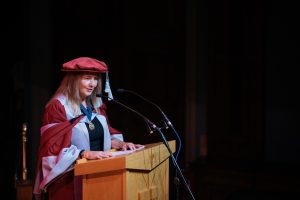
88 80 94 87
91 79 97 87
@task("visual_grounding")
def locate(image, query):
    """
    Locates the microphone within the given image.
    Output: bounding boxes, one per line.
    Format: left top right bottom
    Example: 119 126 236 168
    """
96 93 156 134
116 88 182 161
114 90 196 200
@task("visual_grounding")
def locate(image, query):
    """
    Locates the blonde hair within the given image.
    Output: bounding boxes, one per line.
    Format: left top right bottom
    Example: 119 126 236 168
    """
48 72 103 116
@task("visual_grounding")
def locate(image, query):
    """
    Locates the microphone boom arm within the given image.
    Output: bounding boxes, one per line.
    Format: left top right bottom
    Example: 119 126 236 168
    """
117 89 182 160
96 94 157 131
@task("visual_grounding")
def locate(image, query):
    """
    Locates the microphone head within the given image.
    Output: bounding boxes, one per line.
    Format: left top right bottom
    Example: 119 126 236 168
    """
117 88 126 93
96 93 112 100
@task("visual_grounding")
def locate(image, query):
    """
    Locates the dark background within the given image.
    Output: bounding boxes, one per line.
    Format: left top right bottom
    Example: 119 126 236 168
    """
2 0 299 199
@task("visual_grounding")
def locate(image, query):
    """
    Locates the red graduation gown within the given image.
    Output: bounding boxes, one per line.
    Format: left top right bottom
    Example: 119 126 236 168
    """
34 99 121 200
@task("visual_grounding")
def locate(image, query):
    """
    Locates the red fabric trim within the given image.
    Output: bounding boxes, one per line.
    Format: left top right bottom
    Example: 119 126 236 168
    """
39 100 82 155
36 99 83 173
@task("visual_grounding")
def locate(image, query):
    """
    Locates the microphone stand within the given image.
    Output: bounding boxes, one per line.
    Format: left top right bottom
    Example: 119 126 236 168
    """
117 89 184 199
97 94 196 200
153 126 196 200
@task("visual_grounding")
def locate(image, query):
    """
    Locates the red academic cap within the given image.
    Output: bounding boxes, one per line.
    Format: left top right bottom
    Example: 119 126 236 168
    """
62 57 114 99
62 57 108 73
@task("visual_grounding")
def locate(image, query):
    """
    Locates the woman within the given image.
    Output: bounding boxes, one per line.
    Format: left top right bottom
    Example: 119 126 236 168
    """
33 57 141 199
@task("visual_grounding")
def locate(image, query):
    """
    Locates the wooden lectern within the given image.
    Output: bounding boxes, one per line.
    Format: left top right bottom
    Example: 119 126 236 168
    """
75 140 176 200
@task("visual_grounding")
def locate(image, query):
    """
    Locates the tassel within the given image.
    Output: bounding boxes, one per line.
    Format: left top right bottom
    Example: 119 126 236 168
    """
104 72 113 100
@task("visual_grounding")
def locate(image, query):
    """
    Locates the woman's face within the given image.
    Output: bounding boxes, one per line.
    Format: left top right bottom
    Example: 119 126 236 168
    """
79 73 99 100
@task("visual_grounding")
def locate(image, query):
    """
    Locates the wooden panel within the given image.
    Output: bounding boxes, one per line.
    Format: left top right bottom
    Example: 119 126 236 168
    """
126 159 169 200
16 181 33 200
126 140 176 170
75 156 126 176
82 169 126 200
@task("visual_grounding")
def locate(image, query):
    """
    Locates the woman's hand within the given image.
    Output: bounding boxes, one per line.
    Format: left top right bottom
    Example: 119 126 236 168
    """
121 142 144 151
111 139 143 151
82 150 112 160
